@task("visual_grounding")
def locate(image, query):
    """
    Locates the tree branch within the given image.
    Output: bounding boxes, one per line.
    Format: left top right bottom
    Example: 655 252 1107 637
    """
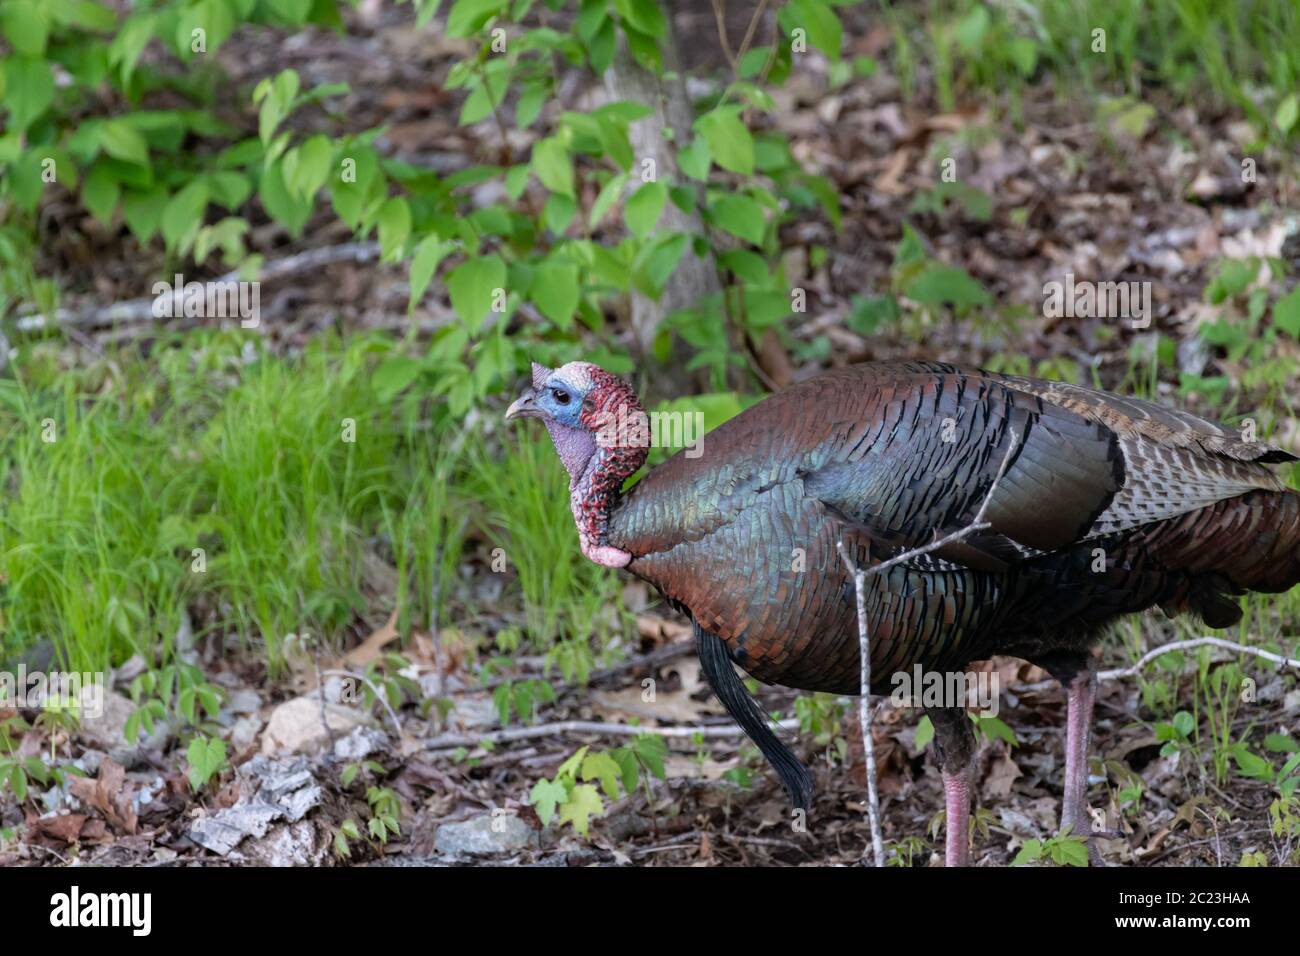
836 432 1019 866
424 717 799 751
1098 636 1300 681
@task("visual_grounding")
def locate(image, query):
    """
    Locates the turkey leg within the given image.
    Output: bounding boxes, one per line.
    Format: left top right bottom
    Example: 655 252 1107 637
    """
1060 664 1098 838
927 706 977 867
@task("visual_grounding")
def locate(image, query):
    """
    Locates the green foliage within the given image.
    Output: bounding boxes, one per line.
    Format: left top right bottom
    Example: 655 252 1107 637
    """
529 734 668 837
186 734 228 791
1011 830 1090 867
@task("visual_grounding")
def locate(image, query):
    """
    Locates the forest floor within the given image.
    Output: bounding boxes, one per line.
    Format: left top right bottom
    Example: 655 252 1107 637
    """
4 4 1299 866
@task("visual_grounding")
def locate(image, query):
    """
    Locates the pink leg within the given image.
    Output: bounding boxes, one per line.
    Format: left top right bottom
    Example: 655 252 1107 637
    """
943 767 973 867
1060 668 1097 837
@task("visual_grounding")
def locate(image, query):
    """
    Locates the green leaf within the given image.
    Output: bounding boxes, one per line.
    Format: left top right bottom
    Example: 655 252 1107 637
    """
557 783 604 836
82 164 121 225
532 259 580 327
974 714 1018 747
781 0 842 61
2 1 49 56
1231 746 1274 781
259 158 312 237
634 233 689 297
408 235 453 315
161 181 209 253
532 137 574 197
613 0 666 39
1273 286 1300 338
3 56 54 131
122 187 169 244
287 134 332 201
529 778 568 826
1011 839 1042 865
100 120 150 166
516 79 547 128
447 254 507 331
710 194 766 245
186 736 228 791
631 734 668 779
1053 836 1090 867
589 172 628 228
373 357 423 402
542 192 576 234
695 107 753 176
376 197 412 262
904 265 991 308
1275 93 1299 135
581 752 624 800
951 5 990 54
677 136 711 181
914 714 935 750
624 180 667 238
108 13 156 85
446 0 507 37
718 249 768 284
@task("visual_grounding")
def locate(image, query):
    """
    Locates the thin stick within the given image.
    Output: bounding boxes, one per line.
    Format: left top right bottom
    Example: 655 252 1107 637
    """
835 432 1020 866
1099 636 1300 681
837 539 885 867
423 717 800 751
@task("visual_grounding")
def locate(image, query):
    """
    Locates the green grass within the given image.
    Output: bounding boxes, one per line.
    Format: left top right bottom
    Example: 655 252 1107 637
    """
0 330 631 676
892 0 1300 140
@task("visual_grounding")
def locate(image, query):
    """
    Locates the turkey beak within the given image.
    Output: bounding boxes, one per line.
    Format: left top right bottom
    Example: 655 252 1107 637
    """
506 388 540 421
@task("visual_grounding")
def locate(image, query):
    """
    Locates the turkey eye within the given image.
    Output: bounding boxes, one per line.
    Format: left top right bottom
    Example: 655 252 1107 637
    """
552 388 571 405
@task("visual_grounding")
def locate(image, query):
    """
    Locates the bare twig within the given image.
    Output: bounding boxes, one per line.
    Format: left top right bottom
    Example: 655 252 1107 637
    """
836 432 1020 867
836 539 885 868
710 0 738 71
1098 636 1300 681
735 0 771 65
423 717 799 751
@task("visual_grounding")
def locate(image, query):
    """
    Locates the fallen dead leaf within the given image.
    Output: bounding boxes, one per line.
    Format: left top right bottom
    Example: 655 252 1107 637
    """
69 758 138 834
344 609 400 668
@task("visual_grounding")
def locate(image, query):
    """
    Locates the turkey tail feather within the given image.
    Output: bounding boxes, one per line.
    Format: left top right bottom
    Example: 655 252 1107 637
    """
694 622 813 811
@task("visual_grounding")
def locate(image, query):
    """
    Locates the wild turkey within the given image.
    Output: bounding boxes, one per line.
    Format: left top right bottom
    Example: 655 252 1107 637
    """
506 359 1300 865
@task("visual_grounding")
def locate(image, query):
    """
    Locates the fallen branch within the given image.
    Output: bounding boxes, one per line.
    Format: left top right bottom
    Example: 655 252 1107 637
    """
837 433 1019 867
424 717 799 751
14 242 381 333
1098 636 1300 681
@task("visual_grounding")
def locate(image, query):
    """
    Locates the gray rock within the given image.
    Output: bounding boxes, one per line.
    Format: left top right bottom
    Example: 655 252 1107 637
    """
229 715 263 751
435 814 538 857
333 726 388 761
225 689 263 715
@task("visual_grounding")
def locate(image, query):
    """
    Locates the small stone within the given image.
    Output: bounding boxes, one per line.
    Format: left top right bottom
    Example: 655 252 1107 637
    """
225 689 263 715
229 715 263 751
333 726 388 762
261 695 372 755
435 814 538 857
